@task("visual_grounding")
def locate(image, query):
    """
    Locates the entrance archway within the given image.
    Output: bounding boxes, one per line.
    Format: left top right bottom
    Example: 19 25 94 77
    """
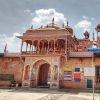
37 63 50 86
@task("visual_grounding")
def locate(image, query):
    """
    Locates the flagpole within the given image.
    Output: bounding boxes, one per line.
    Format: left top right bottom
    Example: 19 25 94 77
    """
92 50 95 100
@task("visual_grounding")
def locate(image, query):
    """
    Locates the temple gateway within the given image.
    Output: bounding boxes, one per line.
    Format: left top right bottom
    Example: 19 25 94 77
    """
0 18 100 89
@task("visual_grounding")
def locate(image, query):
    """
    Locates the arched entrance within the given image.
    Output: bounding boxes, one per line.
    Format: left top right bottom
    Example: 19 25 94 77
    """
37 63 50 86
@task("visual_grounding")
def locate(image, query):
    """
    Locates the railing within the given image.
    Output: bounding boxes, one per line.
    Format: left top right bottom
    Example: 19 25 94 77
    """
21 50 66 55
69 52 93 57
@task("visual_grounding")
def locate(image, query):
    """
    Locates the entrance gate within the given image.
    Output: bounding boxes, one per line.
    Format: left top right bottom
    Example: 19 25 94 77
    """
37 63 50 86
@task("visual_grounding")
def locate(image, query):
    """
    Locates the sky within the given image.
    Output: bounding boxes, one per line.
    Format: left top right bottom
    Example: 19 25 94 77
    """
0 0 100 53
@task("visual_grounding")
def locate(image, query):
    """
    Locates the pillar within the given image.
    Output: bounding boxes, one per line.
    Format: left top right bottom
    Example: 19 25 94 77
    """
47 41 49 54
32 41 34 53
54 40 56 53
65 38 67 54
30 44 31 52
37 41 40 54
20 40 23 53
26 43 28 52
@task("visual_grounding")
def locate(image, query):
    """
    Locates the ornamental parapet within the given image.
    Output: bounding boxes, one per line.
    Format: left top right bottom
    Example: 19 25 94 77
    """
69 52 93 57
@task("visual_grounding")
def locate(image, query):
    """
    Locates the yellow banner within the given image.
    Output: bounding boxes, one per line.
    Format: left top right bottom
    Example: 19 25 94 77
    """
64 66 72 71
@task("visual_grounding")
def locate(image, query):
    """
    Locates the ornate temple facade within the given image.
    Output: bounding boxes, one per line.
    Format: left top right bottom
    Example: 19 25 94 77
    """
0 18 100 89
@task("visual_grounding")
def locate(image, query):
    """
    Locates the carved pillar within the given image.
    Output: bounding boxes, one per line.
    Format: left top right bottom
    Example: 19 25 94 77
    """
42 41 44 53
38 40 40 54
26 43 28 52
54 39 56 53
20 40 23 53
47 41 49 54
32 41 34 53
65 38 67 54
30 44 31 52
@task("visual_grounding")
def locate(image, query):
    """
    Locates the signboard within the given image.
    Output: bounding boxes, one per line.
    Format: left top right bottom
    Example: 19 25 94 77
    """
64 66 72 71
0 74 14 81
84 67 95 76
64 66 72 81
74 72 81 82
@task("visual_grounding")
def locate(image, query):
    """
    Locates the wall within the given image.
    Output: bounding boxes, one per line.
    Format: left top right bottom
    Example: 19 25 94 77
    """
0 57 24 86
61 57 100 89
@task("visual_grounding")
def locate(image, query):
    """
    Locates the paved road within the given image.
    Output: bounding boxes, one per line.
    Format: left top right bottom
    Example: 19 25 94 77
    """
0 88 100 100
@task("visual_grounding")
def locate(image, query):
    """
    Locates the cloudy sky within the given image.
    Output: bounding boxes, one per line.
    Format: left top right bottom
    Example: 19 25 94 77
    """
0 0 100 52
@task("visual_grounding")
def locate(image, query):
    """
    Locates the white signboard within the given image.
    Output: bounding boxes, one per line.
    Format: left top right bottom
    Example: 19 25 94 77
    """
84 67 95 76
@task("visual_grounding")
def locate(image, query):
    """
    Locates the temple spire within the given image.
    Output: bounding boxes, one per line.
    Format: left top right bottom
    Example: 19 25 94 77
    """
4 43 7 53
52 17 54 25
31 25 33 29
67 21 68 26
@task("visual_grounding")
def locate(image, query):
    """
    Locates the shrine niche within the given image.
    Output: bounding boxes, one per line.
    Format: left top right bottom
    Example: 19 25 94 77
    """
31 66 36 80
24 65 30 80
53 65 58 80
47 67 51 81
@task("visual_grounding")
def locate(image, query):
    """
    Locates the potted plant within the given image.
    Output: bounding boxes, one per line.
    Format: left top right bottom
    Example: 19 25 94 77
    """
10 79 16 87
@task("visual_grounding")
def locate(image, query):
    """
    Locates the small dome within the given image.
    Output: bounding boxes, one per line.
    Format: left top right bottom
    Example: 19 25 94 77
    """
65 26 73 34
84 31 89 39
84 31 89 35
96 24 100 29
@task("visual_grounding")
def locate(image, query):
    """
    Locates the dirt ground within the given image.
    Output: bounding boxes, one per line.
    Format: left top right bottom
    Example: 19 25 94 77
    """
0 88 100 100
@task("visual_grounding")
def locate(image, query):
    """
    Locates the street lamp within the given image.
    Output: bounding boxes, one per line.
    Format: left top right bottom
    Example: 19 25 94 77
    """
88 42 100 100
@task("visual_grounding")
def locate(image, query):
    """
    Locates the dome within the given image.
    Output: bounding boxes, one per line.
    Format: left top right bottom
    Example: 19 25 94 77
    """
65 25 73 34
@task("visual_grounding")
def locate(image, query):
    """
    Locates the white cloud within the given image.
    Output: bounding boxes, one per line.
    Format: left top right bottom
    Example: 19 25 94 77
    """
24 9 34 15
0 33 22 53
32 8 67 28
75 16 92 32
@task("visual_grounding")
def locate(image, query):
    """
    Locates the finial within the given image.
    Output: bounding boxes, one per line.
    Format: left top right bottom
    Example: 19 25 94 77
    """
62 23 64 28
4 43 7 53
41 25 43 28
47 24 48 28
67 21 68 26
52 17 54 25
31 25 33 29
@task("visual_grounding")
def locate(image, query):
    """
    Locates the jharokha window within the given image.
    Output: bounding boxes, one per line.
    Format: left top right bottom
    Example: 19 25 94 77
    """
96 66 100 83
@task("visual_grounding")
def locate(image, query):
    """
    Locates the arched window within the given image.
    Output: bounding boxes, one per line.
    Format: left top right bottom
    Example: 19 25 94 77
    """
55 39 65 52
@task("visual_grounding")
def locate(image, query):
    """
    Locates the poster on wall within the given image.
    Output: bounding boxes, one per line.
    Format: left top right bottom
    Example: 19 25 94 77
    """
64 66 72 81
84 67 95 76
74 72 81 82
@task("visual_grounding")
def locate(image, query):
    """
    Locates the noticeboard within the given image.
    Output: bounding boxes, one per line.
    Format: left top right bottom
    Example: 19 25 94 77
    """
84 67 95 76
0 74 14 81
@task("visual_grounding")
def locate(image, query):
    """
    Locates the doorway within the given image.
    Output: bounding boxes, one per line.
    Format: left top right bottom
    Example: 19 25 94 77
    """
37 63 50 86
87 80 92 89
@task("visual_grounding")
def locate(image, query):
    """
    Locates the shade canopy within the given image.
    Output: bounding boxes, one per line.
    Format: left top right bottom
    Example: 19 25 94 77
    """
88 48 100 52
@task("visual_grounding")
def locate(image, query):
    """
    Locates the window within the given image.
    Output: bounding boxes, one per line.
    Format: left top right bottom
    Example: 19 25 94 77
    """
74 67 81 82
75 68 80 72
